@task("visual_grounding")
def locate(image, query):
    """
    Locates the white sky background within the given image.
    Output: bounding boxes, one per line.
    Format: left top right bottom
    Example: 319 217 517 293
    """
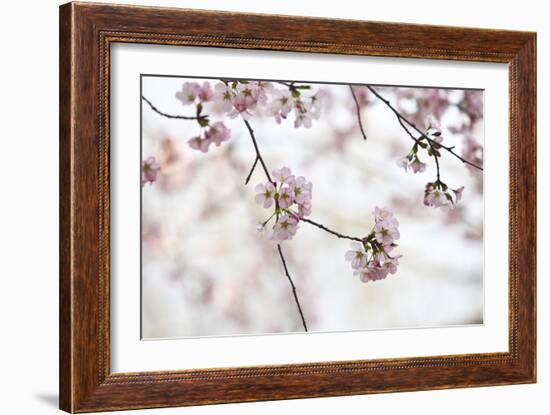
141 77 484 339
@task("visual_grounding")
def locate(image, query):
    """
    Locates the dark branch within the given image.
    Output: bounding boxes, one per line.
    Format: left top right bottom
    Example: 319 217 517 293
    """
242 118 307 331
242 118 273 183
349 85 368 140
141 96 207 121
277 244 308 332
244 156 259 185
365 86 484 171
301 218 364 242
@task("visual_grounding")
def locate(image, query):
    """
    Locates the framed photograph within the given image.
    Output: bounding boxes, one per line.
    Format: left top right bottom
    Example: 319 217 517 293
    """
59 2 536 412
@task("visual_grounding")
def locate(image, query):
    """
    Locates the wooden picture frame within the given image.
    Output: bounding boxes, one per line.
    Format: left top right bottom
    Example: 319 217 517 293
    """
59 2 536 412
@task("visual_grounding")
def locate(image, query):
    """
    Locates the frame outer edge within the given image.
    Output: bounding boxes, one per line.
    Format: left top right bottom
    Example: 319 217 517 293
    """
59 2 75 413
59 2 537 412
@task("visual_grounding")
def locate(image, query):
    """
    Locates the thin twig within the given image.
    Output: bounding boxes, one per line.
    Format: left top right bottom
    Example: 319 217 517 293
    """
242 118 273 183
349 85 368 140
241 118 309 331
244 157 259 185
277 244 308 332
366 86 483 171
142 96 207 121
301 218 364 242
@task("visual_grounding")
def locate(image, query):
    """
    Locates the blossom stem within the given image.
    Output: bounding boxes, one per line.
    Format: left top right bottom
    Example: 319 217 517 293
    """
277 244 308 332
365 86 483 171
301 218 364 243
349 85 367 140
429 140 442 182
141 96 208 121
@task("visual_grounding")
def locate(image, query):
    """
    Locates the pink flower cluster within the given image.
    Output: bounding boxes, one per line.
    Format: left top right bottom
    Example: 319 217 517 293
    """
254 167 313 242
344 207 402 283
175 81 213 106
175 80 325 154
175 82 232 153
395 126 467 210
396 155 427 173
187 121 231 153
424 183 464 209
214 80 324 128
141 156 161 186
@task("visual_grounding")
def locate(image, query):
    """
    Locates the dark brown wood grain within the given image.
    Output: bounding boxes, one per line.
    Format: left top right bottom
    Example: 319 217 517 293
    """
59 2 536 412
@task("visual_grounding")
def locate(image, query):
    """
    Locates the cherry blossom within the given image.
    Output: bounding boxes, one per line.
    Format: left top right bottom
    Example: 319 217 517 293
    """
254 166 313 242
345 242 368 270
344 207 402 283
205 121 231 146
175 81 201 105
141 156 161 186
273 214 299 241
410 158 427 173
268 89 293 124
397 155 427 174
254 182 276 208
198 82 214 102
212 82 234 113
272 166 294 184
374 220 400 246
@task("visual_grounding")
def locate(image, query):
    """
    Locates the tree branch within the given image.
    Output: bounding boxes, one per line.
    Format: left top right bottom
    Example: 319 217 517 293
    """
366 86 484 171
142 96 208 121
277 244 308 332
241 118 309 331
349 85 367 140
301 218 364 242
242 118 273 183
244 156 259 185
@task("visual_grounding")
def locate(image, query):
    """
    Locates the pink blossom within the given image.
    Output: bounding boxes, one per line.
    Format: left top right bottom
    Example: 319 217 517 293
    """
198 82 214 102
254 182 276 208
228 93 253 119
272 214 299 241
268 89 293 123
424 185 449 208
453 186 465 203
345 207 402 283
396 156 409 172
296 201 312 218
272 167 294 185
175 81 200 105
277 186 294 209
213 82 234 113
205 121 231 146
255 81 274 105
354 259 389 282
374 206 392 221
142 156 161 186
383 254 402 275
374 220 400 246
410 158 427 173
374 207 399 229
308 90 325 120
187 136 211 153
289 176 312 204
345 242 368 270
235 82 259 108
397 155 426 174
294 105 313 128
254 167 312 240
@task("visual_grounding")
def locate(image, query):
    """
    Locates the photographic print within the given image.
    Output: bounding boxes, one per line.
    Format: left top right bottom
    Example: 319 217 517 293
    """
140 75 484 339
